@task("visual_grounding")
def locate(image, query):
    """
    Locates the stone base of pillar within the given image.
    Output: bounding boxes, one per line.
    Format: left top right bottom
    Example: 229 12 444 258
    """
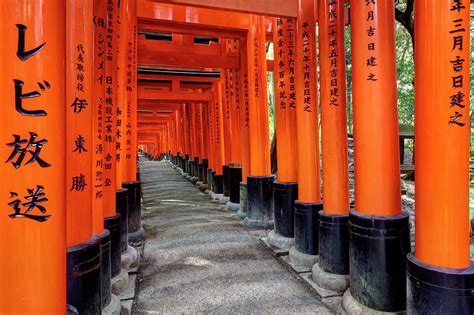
111 269 130 297
104 214 122 279
211 193 223 201
102 294 122 315
342 289 404 315
349 210 410 313
229 166 242 204
190 176 199 184
116 189 129 253
266 230 294 250
243 175 274 228
312 263 349 293
185 174 192 180
120 245 140 271
407 253 474 314
274 182 298 240
99 229 112 308
128 227 146 245
237 182 248 219
294 201 321 260
226 201 240 212
219 195 230 204
122 181 141 244
205 189 212 195
67 236 101 314
289 246 318 268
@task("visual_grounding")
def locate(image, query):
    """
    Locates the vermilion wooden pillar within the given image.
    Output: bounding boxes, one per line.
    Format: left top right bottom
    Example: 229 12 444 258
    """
201 102 210 186
345 0 410 312
227 69 243 210
237 36 251 219
121 0 143 249
291 0 321 267
183 103 191 174
206 100 216 190
196 102 205 182
65 0 101 312
92 0 113 309
313 0 350 292
211 82 226 197
407 2 473 313
103 0 122 281
0 1 66 313
268 17 299 249
222 70 232 199
243 15 274 228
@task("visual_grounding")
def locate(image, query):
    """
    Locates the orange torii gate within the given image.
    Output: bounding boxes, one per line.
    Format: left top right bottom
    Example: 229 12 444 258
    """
1 0 472 313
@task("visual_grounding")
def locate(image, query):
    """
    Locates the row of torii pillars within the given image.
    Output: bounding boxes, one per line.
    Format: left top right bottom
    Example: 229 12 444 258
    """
140 0 473 314
0 0 472 314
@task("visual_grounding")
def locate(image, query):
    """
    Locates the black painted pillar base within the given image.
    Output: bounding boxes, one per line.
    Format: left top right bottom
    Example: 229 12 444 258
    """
243 175 274 229
122 181 142 243
229 166 242 204
194 157 199 178
189 160 195 177
104 215 122 278
136 171 140 181
202 159 209 184
318 211 349 275
67 236 101 314
99 229 111 309
273 182 298 238
197 163 203 181
222 165 230 197
294 201 322 256
311 211 351 293
116 189 129 253
184 154 190 174
207 169 213 191
349 209 410 312
407 253 474 314
212 173 224 194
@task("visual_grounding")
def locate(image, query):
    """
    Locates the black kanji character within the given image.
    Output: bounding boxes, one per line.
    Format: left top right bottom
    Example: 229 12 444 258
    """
13 79 50 116
6 132 51 169
16 24 46 62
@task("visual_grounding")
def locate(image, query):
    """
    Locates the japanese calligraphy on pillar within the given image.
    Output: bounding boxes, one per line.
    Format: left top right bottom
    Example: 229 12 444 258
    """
327 0 340 106
103 0 117 194
93 1 106 201
275 18 289 110
5 24 53 222
364 0 378 82
234 69 241 111
286 19 296 110
224 70 231 119
125 39 134 160
448 0 468 127
253 36 260 98
243 71 250 127
301 20 313 112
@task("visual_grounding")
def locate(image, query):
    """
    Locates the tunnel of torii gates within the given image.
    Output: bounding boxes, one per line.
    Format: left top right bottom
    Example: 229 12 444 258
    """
0 0 472 314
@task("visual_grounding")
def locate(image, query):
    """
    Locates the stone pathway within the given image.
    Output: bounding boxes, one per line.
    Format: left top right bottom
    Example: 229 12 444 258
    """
132 160 332 314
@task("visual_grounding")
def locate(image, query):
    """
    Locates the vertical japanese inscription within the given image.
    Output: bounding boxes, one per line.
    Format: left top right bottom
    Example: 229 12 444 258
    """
93 7 106 200
6 24 51 221
365 0 378 82
448 0 468 127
